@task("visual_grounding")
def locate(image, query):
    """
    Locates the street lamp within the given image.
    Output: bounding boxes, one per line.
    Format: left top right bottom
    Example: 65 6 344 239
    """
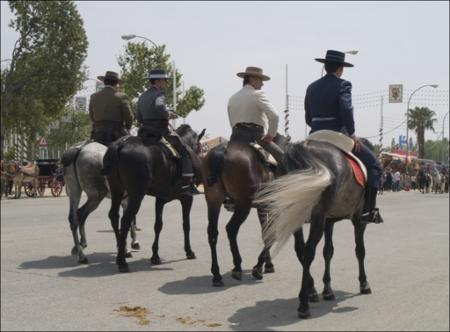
321 50 359 77
442 111 449 140
121 34 158 48
405 84 439 162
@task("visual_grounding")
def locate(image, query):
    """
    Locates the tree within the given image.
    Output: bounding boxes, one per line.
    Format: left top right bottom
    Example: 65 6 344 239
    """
407 106 437 158
117 42 205 122
424 138 449 162
46 107 91 155
1 1 88 159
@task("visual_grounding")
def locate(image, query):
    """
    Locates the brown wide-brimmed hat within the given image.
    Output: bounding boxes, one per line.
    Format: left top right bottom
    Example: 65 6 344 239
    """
97 71 122 83
236 66 270 81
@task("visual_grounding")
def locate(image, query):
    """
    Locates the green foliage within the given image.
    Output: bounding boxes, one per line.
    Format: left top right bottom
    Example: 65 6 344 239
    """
117 41 205 121
3 146 16 161
407 107 437 158
46 107 91 152
423 138 449 162
1 0 88 156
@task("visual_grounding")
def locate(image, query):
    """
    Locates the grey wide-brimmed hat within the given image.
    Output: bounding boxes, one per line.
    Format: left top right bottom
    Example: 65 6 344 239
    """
236 66 270 81
97 71 122 82
148 69 172 80
315 50 354 67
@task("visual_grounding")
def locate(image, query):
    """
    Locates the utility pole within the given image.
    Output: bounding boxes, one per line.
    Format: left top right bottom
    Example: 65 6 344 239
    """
379 95 384 149
172 60 177 128
284 64 290 141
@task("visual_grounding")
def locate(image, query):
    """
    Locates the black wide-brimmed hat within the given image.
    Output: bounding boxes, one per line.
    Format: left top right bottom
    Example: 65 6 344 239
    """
97 71 122 82
315 50 354 67
147 68 172 80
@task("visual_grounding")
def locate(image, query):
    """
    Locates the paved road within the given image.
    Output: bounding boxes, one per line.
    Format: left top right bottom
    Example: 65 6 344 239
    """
1 190 449 331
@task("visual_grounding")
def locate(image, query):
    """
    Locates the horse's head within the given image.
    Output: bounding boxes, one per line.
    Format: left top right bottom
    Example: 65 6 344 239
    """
176 124 206 155
273 132 290 152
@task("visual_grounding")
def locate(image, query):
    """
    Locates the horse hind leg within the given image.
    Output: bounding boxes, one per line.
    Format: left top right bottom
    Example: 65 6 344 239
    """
121 199 140 253
252 208 274 280
66 177 87 264
226 204 251 281
77 194 105 248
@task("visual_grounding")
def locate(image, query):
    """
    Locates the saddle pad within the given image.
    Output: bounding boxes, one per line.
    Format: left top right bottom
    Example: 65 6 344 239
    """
346 155 365 188
306 130 367 180
160 137 180 159
249 142 277 166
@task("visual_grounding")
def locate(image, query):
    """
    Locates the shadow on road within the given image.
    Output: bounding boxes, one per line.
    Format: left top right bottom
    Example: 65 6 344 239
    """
159 269 264 295
227 291 359 331
18 252 173 278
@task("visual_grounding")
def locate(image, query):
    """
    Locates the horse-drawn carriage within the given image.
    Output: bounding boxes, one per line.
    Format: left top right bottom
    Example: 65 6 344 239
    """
24 159 64 197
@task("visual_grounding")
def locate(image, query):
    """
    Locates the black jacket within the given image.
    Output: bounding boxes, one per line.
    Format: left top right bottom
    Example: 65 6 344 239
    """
304 73 355 135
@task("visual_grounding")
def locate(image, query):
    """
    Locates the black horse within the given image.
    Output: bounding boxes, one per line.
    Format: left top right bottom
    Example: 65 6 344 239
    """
256 138 374 319
102 124 205 272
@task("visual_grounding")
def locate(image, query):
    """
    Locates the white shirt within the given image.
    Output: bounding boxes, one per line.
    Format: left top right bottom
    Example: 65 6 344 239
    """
227 85 279 137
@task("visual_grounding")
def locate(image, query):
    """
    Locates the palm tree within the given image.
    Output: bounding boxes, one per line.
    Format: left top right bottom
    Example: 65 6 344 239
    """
407 107 437 158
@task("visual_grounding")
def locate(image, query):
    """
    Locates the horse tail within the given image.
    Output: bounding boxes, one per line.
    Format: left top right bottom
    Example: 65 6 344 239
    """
100 142 120 176
206 143 226 186
254 143 332 254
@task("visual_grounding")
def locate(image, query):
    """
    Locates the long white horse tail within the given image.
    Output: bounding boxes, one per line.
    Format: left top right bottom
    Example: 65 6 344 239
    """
254 162 332 255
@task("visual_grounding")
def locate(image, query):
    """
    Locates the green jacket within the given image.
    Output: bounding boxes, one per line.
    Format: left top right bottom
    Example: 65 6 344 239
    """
89 86 133 129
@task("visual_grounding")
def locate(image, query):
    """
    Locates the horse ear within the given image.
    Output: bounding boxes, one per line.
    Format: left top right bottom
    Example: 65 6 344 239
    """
198 129 206 142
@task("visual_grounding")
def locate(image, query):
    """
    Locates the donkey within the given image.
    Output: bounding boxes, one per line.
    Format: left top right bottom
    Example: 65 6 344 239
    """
102 124 205 272
255 137 375 319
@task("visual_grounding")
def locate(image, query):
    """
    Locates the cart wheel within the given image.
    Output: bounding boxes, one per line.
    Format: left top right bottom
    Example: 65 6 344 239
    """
24 183 35 197
37 184 46 197
51 180 63 197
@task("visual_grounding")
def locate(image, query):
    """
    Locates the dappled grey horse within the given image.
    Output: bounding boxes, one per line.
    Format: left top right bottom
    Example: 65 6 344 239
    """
62 141 139 264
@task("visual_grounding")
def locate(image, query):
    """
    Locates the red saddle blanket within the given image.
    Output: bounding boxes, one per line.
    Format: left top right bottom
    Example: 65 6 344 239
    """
345 155 365 188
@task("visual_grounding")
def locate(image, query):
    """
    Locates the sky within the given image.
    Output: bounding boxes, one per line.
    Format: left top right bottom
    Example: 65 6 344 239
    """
1 1 449 146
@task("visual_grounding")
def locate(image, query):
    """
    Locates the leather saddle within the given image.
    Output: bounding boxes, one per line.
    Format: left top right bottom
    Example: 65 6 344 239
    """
306 130 367 188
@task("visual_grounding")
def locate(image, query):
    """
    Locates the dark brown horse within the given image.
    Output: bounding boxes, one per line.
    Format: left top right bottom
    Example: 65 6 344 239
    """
102 124 205 272
255 139 374 319
202 134 288 286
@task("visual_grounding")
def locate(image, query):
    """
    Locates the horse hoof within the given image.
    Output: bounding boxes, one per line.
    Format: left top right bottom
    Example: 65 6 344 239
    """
231 270 242 281
252 267 263 280
118 264 130 273
186 251 196 260
264 265 275 273
360 287 372 295
150 256 161 265
131 242 140 250
308 292 320 303
212 278 224 287
323 292 335 301
297 305 311 319
70 247 79 256
78 257 88 264
125 252 133 258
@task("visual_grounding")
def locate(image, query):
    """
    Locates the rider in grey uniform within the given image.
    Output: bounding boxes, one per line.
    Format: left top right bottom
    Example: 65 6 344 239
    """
137 68 194 191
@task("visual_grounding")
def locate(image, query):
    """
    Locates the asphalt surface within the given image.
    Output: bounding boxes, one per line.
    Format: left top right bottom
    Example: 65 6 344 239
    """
1 189 449 331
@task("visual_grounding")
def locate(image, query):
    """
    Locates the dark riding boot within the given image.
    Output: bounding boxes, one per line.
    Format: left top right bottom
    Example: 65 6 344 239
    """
180 146 194 195
361 186 384 224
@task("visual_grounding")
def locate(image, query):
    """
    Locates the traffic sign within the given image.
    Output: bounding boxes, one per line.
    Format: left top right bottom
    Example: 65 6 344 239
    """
39 137 47 147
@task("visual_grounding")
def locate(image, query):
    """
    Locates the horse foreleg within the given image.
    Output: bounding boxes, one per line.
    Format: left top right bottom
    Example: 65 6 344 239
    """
352 217 371 294
322 221 335 300
180 195 196 260
150 197 166 265
298 213 325 319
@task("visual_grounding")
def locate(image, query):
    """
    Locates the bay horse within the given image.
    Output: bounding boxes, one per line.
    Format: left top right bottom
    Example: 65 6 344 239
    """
202 134 288 286
255 137 374 319
102 124 205 273
4 161 39 198
62 141 140 264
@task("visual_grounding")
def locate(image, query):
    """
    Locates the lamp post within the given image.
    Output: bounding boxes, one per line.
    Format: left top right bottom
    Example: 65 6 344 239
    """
321 50 358 77
405 84 438 162
442 111 449 140
121 34 177 127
